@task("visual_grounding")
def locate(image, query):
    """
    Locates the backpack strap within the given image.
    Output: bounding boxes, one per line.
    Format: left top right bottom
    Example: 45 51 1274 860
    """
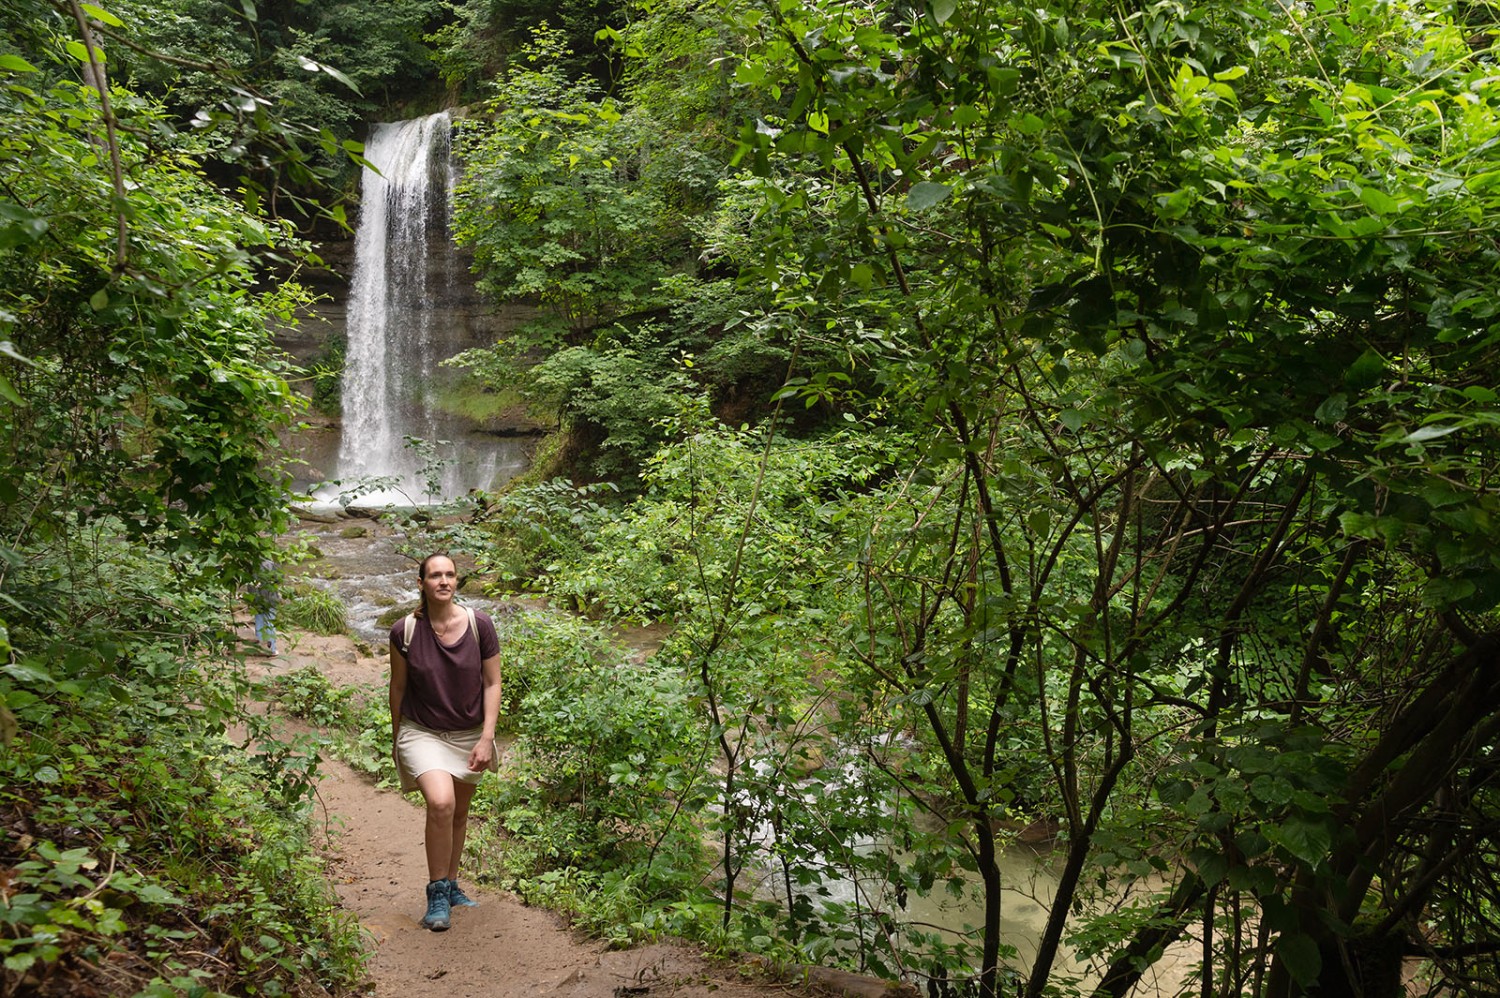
401 608 475 654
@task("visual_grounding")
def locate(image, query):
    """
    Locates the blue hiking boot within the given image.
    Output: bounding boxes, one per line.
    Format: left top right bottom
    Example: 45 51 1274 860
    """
448 879 479 909
422 879 451 931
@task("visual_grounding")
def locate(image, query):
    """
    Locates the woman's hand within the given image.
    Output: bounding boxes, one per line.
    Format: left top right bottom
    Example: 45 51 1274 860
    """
467 737 495 772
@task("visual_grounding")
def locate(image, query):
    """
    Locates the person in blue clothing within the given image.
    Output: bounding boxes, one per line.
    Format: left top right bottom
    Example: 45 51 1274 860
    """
388 553 502 931
248 559 280 656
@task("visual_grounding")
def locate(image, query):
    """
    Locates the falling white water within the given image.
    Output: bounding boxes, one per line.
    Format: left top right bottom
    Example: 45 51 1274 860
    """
333 112 523 506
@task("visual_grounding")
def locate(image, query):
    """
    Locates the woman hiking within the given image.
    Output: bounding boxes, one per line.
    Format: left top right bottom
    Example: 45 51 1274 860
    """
388 553 502 931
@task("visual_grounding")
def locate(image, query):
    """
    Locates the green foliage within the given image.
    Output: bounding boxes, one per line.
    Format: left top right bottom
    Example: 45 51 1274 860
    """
715 0 1500 992
0 539 366 996
263 668 398 786
450 0 1500 992
309 333 346 415
1 17 305 594
116 0 445 195
338 687 400 785
427 0 624 95
266 665 359 727
485 610 711 929
0 15 368 992
462 477 617 588
525 332 697 478
452 26 691 339
279 582 349 636
549 419 902 619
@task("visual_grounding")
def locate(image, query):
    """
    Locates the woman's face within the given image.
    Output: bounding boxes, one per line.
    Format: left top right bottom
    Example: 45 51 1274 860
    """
420 556 458 605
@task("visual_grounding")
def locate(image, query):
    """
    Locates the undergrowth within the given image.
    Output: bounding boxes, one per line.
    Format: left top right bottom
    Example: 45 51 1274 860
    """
263 666 394 785
0 542 369 998
278 584 349 636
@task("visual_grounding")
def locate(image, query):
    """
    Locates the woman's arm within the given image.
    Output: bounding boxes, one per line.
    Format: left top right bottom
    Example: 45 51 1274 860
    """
468 652 502 771
389 640 408 754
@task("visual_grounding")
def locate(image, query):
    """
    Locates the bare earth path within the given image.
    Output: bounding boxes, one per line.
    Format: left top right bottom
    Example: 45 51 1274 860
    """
251 631 856 998
312 753 768 998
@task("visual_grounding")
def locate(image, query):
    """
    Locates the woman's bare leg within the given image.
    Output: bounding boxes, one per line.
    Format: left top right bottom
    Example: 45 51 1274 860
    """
416 770 457 881
447 780 479 880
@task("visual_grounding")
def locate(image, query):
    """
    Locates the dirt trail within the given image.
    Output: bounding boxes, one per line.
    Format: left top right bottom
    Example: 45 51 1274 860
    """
312 752 759 998
247 630 834 998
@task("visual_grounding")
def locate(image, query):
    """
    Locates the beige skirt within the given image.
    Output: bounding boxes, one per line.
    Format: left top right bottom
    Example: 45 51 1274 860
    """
396 720 497 794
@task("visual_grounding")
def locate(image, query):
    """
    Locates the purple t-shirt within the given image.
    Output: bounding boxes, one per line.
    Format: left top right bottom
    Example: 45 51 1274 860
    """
391 609 500 731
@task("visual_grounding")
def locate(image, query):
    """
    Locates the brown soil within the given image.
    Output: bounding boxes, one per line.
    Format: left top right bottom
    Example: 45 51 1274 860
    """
245 629 881 998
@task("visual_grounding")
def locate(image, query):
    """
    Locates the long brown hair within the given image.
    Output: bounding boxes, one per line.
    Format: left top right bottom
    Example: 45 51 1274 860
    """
414 553 453 619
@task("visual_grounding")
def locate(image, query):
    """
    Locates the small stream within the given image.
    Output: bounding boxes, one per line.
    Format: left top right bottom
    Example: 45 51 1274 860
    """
732 750 1081 982
287 514 506 643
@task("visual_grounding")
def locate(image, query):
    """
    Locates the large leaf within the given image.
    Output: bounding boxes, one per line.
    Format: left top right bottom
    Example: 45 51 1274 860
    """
907 181 953 211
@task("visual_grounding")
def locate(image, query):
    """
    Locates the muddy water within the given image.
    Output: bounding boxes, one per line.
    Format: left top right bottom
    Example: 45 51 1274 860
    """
747 845 1074 974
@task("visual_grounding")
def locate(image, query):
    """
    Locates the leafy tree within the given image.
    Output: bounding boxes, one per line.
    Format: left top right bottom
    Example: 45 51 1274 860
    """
1 15 304 592
0 7 370 993
452 26 692 342
721 0 1500 994
102 0 444 220
428 0 624 94
462 0 1500 993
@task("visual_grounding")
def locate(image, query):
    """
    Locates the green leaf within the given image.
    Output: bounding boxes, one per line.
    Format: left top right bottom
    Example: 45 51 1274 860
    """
0 372 23 407
1402 424 1460 443
931 0 956 23
80 2 125 27
0 54 40 73
1276 933 1321 986
1014 112 1046 134
1268 818 1331 868
907 181 952 211
735 60 766 86
0 203 48 249
295 57 363 96
1313 394 1347 424
65 39 104 64
4 953 37 973
1358 186 1401 214
1422 575 1475 608
1344 348 1384 388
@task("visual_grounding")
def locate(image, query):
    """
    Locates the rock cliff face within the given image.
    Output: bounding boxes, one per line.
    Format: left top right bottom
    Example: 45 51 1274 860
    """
273 234 547 495
277 237 534 377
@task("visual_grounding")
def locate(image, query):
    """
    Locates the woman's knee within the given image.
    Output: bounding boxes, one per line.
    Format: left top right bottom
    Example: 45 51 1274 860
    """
418 774 458 817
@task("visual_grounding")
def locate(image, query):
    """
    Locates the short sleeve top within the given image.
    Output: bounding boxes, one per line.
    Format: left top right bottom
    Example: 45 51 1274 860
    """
391 609 500 731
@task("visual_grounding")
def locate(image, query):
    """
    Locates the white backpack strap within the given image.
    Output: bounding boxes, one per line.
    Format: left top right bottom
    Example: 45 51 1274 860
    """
403 612 416 653
464 606 476 640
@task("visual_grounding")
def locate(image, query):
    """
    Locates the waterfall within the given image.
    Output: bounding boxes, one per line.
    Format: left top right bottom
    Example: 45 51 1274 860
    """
334 112 519 505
